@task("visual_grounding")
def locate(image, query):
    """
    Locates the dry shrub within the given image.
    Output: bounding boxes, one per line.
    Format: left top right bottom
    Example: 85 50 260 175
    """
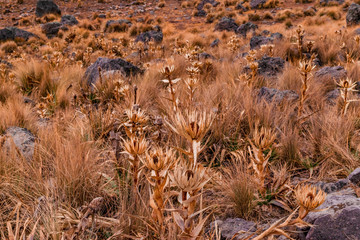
14 60 52 96
0 97 37 134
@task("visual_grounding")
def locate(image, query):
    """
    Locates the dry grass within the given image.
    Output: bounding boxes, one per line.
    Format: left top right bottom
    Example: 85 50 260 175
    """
1 0 360 238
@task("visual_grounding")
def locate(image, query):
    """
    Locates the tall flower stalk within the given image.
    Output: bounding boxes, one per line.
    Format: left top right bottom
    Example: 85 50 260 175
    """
160 65 181 111
298 55 316 117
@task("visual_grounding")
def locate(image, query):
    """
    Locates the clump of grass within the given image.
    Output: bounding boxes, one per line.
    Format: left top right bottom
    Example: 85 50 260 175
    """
248 13 261 21
229 176 254 218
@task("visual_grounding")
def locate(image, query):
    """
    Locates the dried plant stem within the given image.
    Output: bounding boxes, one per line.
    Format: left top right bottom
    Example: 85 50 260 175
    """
341 87 348 116
298 71 308 117
168 77 178 111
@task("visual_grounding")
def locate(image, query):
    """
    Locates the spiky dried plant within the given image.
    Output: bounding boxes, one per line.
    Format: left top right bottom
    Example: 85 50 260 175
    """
142 147 177 224
296 25 305 60
122 135 148 186
124 108 148 137
166 110 214 168
337 77 358 116
306 41 314 53
160 65 181 111
248 126 276 196
245 50 258 86
295 184 326 220
248 185 326 240
170 163 211 239
298 54 316 117
227 35 241 53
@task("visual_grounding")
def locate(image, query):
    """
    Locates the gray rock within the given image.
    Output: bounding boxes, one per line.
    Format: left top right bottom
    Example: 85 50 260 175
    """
210 38 219 47
355 28 360 35
257 56 285 77
84 57 143 85
41 22 63 38
236 22 258 38
104 19 132 32
315 179 350 193
250 0 267 9
346 3 360 26
250 35 273 49
199 52 215 60
0 58 13 68
314 66 347 81
235 3 247 11
3 127 35 160
270 32 283 40
348 167 360 186
319 0 344 5
197 0 220 11
261 29 271 36
214 17 239 32
194 9 207 17
325 89 340 105
211 218 258 239
35 0 61 17
257 87 299 103
304 188 360 240
0 27 38 42
135 25 163 43
60 15 78 26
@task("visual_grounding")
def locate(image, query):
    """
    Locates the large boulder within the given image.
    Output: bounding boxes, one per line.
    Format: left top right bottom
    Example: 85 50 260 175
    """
104 19 132 32
0 27 38 42
41 22 63 38
257 87 299 103
135 25 163 43
35 0 61 17
61 15 78 26
346 3 360 26
250 35 273 49
197 0 220 10
257 56 285 77
314 66 347 81
303 188 360 240
236 22 258 38
214 17 239 32
3 127 35 160
195 0 220 17
85 57 143 85
250 0 267 9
